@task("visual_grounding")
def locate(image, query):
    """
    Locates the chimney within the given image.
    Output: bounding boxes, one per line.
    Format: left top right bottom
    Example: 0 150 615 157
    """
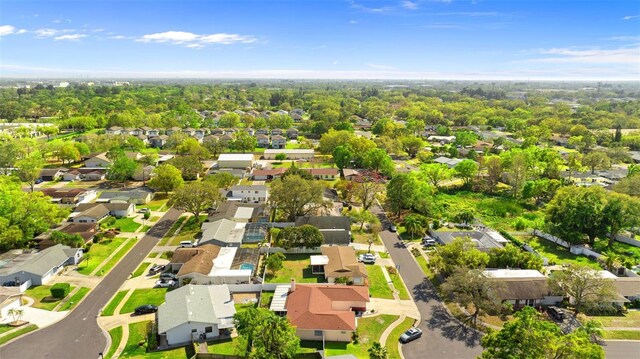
290 278 296 292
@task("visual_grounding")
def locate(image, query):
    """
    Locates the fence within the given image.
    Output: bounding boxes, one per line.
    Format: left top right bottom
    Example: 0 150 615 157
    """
616 234 640 248
259 246 322 255
226 283 283 292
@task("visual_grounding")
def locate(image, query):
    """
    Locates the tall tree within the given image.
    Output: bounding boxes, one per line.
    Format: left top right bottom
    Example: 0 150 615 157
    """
454 159 478 187
270 175 328 221
265 252 285 275
231 131 258 153
333 144 353 176
403 214 428 239
441 268 505 326
148 164 184 194
548 264 618 315
205 172 238 189
168 155 203 180
169 181 221 224
353 171 384 210
15 156 45 191
275 225 324 249
106 155 137 182
399 135 425 158
386 173 417 215
602 193 640 248
582 151 611 174
234 308 300 359
484 155 503 193
419 163 453 189
428 237 489 276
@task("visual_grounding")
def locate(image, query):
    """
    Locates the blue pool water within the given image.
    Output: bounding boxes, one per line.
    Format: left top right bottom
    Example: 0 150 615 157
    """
240 263 255 271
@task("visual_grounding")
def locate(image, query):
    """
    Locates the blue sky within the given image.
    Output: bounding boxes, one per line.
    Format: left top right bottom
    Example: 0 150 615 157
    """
0 0 638 80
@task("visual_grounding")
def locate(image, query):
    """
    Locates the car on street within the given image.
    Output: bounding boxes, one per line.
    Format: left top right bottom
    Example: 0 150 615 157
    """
134 304 158 315
148 264 165 275
358 253 376 264
400 327 423 343
155 279 176 288
389 224 397 232
547 306 565 321
160 272 177 281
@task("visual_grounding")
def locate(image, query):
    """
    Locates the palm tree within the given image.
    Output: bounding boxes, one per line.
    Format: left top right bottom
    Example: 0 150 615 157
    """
403 214 425 239
603 251 620 272
368 342 388 359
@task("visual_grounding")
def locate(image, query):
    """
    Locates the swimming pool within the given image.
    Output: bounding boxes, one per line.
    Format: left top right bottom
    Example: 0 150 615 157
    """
240 263 255 271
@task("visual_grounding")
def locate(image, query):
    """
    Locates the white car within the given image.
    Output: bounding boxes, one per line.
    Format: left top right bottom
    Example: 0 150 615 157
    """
358 253 376 264
155 279 176 288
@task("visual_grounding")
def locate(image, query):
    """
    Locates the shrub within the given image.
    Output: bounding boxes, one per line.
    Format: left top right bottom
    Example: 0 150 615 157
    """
513 217 527 231
50 283 71 299
143 212 151 220
386 266 397 275
101 216 116 227
410 247 421 257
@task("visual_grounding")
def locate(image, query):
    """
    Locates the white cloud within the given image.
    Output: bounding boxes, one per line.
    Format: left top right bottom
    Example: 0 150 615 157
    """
54 34 86 41
525 46 640 64
333 60 339 65
137 30 255 47
366 63 397 70
401 1 419 10
16 29 28 34
185 43 204 49
349 20 358 24
0 25 15 36
623 15 639 20
109 35 128 40
35 28 65 37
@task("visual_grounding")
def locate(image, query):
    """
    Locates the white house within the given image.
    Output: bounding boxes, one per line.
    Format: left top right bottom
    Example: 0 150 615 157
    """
157 285 236 346
84 153 112 168
217 154 254 169
0 245 83 290
227 185 268 204
263 149 314 160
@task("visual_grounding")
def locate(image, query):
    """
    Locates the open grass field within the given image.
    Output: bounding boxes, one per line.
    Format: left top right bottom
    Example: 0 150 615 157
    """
24 285 75 311
586 311 640 328
98 238 138 276
259 291 274 308
102 290 128 316
265 254 325 284
351 228 382 245
120 288 168 314
602 330 640 340
208 337 244 355
323 314 399 358
519 236 602 269
367 265 394 299
77 237 128 275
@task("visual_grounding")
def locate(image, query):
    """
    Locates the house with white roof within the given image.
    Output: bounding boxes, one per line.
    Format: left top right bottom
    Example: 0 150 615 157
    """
157 285 236 346
217 153 254 169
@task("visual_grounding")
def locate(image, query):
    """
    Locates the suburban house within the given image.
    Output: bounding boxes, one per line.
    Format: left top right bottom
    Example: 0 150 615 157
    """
79 169 106 181
432 230 507 252
39 168 66 182
613 277 640 302
270 135 287 149
207 202 266 223
0 244 83 290
74 202 135 219
483 269 562 309
251 168 287 181
295 216 352 246
40 188 97 204
256 134 270 148
36 222 98 249
106 126 122 135
264 149 315 160
199 219 246 248
84 153 113 168
0 287 23 320
342 169 361 181
271 282 369 342
157 285 236 346
166 127 181 136
99 188 154 204
256 128 269 136
428 135 456 144
62 169 82 181
311 246 368 285
433 156 464 169
70 204 110 223
167 245 252 285
217 154 254 169
304 168 339 180
226 185 268 204
291 113 303 122
149 135 168 148
286 128 299 139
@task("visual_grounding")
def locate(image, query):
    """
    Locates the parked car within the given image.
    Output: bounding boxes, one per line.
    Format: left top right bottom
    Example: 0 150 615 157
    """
138 208 150 213
160 272 177 281
358 253 376 264
400 327 423 343
2 281 18 287
134 304 158 315
547 306 565 321
155 279 176 288
389 224 397 232
422 239 437 247
148 264 165 275
179 240 195 248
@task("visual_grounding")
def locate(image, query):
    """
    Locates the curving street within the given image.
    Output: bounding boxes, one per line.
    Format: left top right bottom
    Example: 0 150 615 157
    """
0 208 183 359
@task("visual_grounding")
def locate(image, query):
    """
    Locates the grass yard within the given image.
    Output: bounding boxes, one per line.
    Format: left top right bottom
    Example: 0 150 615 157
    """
208 337 244 356
0 325 16 335
586 311 640 328
520 236 602 270
102 290 128 316
265 254 326 284
0 324 38 346
142 194 170 211
259 291 274 308
132 262 151 278
367 265 394 299
98 237 138 276
78 237 128 275
25 285 75 311
120 288 168 314
234 302 257 313
323 314 399 358
141 225 151 233
58 287 90 311
108 217 141 233
385 316 415 359
388 270 410 300
149 216 160 222
593 240 640 266
106 326 123 359
159 216 187 245
602 330 640 340
167 215 205 246
351 229 382 245
120 321 193 359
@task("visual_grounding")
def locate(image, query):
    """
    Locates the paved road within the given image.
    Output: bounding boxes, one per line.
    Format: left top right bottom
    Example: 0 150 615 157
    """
0 208 183 359
602 340 640 359
371 205 483 359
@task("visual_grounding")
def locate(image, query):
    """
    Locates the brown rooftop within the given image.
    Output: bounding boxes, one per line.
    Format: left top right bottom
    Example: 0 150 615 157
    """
321 246 367 280
171 244 222 276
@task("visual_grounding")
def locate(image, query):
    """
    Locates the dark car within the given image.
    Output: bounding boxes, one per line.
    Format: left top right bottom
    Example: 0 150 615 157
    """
134 304 158 315
547 306 565 321
400 327 423 343
2 281 18 287
148 264 165 275
389 225 397 232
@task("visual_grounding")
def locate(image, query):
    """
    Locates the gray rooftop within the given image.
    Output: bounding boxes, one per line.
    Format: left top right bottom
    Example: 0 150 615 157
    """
0 244 74 277
200 219 245 246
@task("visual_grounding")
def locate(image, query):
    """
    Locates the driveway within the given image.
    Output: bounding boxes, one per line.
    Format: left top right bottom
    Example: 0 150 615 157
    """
0 208 182 359
0 306 68 329
371 204 483 359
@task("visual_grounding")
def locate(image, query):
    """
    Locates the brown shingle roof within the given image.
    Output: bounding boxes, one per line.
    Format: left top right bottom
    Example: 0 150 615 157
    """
171 244 222 276
493 278 550 300
614 277 640 297
286 284 369 331
304 168 339 176
321 246 367 279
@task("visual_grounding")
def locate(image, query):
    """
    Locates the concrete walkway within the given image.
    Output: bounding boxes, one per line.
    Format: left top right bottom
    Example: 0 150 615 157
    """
0 305 68 329
112 322 129 359
380 314 407 347
350 242 387 253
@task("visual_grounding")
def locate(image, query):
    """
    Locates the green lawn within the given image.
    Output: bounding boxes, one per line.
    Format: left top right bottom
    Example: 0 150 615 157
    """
367 265 394 299
141 225 151 233
521 236 602 269
602 330 640 340
385 316 415 359
132 262 151 278
102 290 128 316
120 321 192 359
78 237 128 275
120 288 168 314
0 324 38 346
265 254 326 284
108 217 142 233
388 270 410 300
208 337 244 355
106 326 123 359
351 229 382 246
0 325 16 335
234 302 257 313
586 311 640 328
149 216 160 222
98 237 138 276
167 216 205 246
324 314 399 358
142 194 170 211
58 287 90 311
24 285 75 311
593 240 640 266
259 291 274 308
159 216 186 246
